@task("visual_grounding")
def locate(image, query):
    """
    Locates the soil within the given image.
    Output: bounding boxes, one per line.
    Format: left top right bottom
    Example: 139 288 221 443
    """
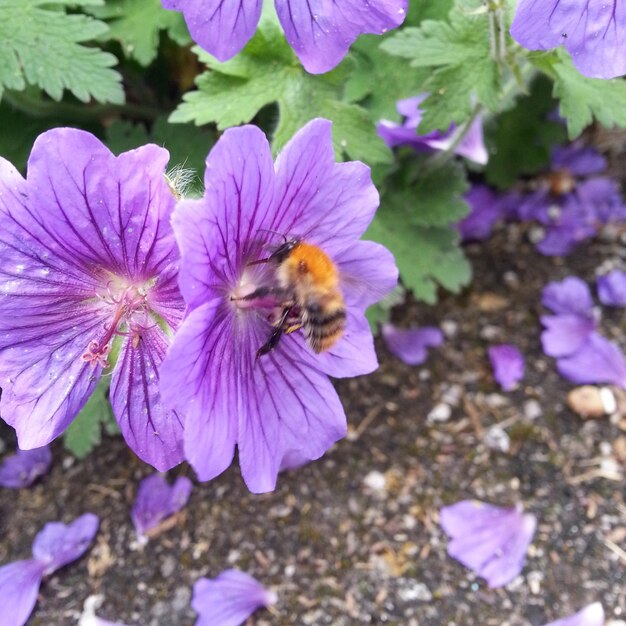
1 178 626 626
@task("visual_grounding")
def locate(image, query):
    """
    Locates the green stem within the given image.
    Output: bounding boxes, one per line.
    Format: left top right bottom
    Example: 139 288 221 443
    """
3 90 163 123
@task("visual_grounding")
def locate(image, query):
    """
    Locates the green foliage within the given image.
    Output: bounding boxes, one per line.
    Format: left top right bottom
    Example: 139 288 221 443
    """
532 50 626 139
171 14 390 165
382 0 502 133
366 286 407 332
105 116 215 193
0 0 124 103
89 0 190 66
366 159 471 304
63 380 119 459
485 76 567 189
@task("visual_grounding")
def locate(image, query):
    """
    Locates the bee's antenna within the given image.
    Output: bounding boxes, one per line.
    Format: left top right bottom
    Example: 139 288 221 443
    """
257 228 288 243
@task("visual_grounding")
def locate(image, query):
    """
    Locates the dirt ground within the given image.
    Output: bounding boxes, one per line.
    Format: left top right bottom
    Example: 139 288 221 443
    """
1 185 626 626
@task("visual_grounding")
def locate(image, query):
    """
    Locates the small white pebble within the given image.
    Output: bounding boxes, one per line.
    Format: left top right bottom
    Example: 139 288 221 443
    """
363 470 386 491
427 403 452 423
441 320 458 338
484 425 510 453
524 399 542 420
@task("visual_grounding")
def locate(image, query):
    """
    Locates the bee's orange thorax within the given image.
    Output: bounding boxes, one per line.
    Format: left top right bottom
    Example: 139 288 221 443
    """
279 242 339 291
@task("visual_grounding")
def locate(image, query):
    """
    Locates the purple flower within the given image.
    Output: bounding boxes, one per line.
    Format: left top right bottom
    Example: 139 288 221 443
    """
457 185 503 242
0 513 99 626
512 143 625 256
440 500 536 588
542 603 605 626
377 96 488 165
597 269 626 307
192 569 277 626
161 118 397 493
0 445 51 488
0 129 186 471
488 344 525 391
511 0 626 79
131 473 193 538
381 323 443 366
161 0 407 74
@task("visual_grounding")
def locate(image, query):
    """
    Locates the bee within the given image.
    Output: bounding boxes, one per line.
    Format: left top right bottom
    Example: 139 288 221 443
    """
242 237 346 357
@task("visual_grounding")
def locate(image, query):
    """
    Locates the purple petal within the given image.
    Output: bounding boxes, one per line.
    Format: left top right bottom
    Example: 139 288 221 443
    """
0 560 46 626
598 269 626 307
381 323 443 366
0 446 52 489
543 603 605 626
192 569 277 626
551 144 607 177
577 177 626 223
273 119 380 257
275 0 408 74
488 344 525 391
441 500 536 588
536 221 597 256
516 189 553 224
423 113 488 165
541 314 596 358
160 0 262 63
541 277 594 317
161 301 238 484
110 325 184 472
557 332 626 388
31 513 99 575
511 0 626 79
457 185 502 242
131 473 193 537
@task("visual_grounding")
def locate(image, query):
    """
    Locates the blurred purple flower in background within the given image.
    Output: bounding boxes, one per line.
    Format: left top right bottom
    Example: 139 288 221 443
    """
0 130 185 472
488 344 525 391
381 323 443 366
440 500 536 588
513 143 626 256
0 445 51 488
511 0 626 79
131 473 193 539
541 277 626 388
542 602 605 626
161 0 407 74
0 513 99 626
161 119 397 493
192 569 277 626
597 269 626 307
377 96 488 165
457 186 503 242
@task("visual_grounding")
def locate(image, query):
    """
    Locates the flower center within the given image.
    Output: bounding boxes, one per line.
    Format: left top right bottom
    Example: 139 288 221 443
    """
81 278 153 368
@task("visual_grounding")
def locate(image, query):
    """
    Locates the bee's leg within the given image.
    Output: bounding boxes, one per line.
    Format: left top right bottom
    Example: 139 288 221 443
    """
231 286 287 302
257 306 292 358
284 323 303 335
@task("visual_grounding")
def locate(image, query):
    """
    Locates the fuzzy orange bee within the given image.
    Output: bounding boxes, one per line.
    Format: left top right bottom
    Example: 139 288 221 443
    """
243 237 346 357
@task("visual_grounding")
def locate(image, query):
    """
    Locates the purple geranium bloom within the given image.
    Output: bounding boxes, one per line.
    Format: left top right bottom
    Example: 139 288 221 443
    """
0 445 51 488
0 129 186 471
161 0 407 74
511 0 626 79
0 513 99 626
597 269 626 307
514 142 626 256
542 602 605 626
192 569 277 626
381 323 443 366
161 118 398 493
131 473 193 538
440 500 537 588
488 344 525 391
377 96 488 165
457 185 503 242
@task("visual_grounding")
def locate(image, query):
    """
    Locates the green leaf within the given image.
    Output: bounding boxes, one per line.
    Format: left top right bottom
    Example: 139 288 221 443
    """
537 50 626 139
367 159 471 303
105 116 215 194
63 379 119 459
382 0 502 132
89 0 190 66
171 16 390 165
0 0 124 103
484 76 567 189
